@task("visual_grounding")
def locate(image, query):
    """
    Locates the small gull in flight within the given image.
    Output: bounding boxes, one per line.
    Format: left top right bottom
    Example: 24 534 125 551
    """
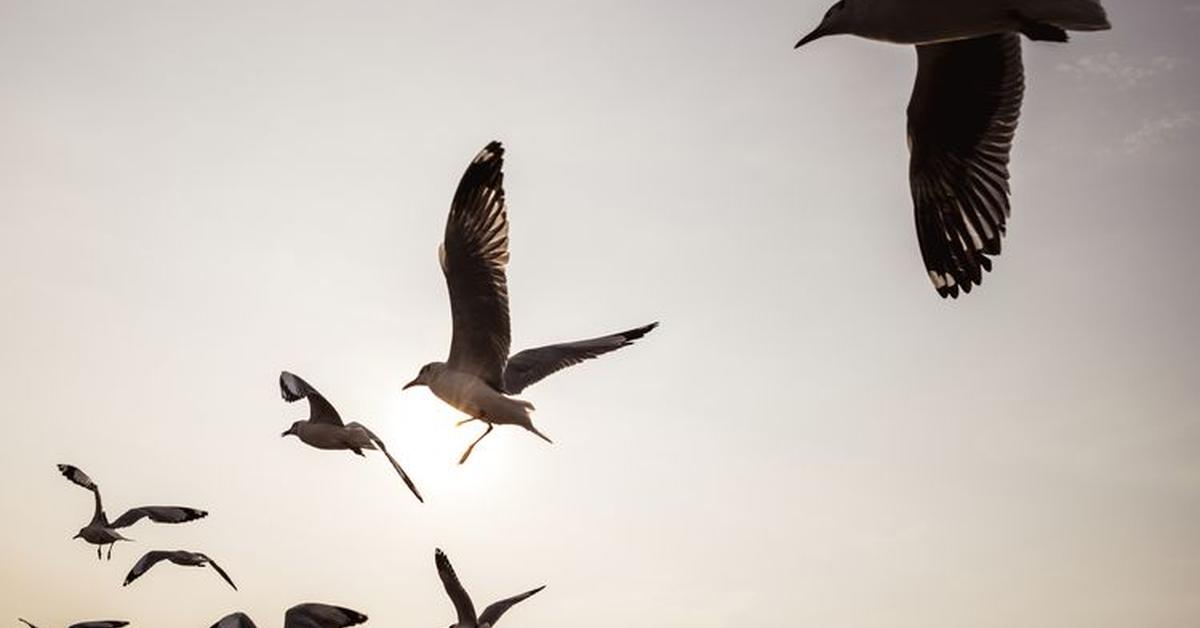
404 141 659 463
56 464 207 560
435 548 544 628
122 549 237 590
279 371 423 503
210 604 368 628
795 0 1110 297
18 620 128 628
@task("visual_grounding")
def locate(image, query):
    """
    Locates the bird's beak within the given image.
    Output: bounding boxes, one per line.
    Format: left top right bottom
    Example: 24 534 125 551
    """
402 378 420 390
280 429 292 438
72 533 81 539
795 24 829 48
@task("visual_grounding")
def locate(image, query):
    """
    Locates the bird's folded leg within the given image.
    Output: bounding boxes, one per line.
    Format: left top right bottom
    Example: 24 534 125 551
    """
107 544 114 561
459 424 494 465
97 545 102 560
455 416 478 427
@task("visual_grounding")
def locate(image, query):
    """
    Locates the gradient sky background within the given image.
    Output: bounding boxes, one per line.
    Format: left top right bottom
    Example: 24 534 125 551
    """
2 1 1198 626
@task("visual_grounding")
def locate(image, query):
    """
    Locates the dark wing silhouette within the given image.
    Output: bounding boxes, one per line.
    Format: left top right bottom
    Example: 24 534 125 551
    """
280 371 344 426
110 506 207 529
122 550 174 586
201 554 238 591
210 612 258 628
502 323 659 394
283 604 368 628
17 619 37 628
908 33 1024 298
478 585 546 627
435 548 477 625
70 623 130 628
348 422 423 503
57 464 98 491
441 142 512 389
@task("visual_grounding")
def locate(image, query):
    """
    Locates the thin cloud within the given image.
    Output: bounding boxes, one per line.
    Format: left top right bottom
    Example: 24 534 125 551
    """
1123 110 1200 154
1056 53 1184 90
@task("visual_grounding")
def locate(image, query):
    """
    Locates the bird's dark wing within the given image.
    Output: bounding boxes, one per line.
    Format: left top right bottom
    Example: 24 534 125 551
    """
441 142 512 389
283 604 368 628
210 613 258 628
122 550 174 586
435 548 477 625
502 322 659 394
69 623 130 628
280 371 344 426
908 33 1024 298
478 585 546 627
57 464 98 491
110 506 207 529
348 422 423 503
201 554 238 591
17 619 37 628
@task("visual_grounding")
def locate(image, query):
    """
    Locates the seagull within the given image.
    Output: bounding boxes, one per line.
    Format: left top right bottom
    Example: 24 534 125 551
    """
18 620 128 628
795 0 1111 297
210 604 368 628
279 371 423 503
122 549 237 590
435 548 544 628
404 141 659 463
56 464 207 560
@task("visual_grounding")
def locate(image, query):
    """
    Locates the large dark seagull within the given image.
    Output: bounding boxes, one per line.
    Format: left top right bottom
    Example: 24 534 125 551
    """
795 0 1110 297
403 141 658 463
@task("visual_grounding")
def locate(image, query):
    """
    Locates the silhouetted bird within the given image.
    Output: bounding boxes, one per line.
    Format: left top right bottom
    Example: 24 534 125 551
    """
122 550 236 590
18 620 128 628
795 0 1110 297
404 141 659 463
57 464 207 560
210 604 367 628
435 548 544 628
279 371 423 503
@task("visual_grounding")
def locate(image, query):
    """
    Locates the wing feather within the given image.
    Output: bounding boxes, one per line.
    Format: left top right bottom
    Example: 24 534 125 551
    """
502 323 659 394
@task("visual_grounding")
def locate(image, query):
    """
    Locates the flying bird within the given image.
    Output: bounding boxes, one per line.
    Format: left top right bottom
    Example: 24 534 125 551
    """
435 548 544 628
210 604 368 628
18 620 128 628
404 141 659 463
795 0 1111 297
122 550 237 590
279 371 423 503
56 464 207 560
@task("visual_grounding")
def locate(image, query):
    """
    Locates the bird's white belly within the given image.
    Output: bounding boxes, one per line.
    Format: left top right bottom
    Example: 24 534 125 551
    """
431 370 533 425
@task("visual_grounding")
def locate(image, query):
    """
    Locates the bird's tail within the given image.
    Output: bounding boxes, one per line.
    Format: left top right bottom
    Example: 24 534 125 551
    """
527 424 554 444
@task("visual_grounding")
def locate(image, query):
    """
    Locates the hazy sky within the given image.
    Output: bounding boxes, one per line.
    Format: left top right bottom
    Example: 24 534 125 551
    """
2 1 1198 626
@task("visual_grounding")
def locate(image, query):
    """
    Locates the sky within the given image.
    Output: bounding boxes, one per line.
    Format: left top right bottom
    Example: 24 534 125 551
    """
1 0 1198 626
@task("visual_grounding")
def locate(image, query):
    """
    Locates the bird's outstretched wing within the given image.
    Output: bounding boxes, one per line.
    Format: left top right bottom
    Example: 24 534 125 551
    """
441 142 512 389
110 506 208 529
122 550 173 586
210 612 258 628
17 619 37 628
348 422 423 503
70 623 130 628
502 323 659 394
280 371 345 426
478 585 546 627
57 464 98 491
435 548 477 625
908 33 1024 298
283 604 368 628
201 554 238 591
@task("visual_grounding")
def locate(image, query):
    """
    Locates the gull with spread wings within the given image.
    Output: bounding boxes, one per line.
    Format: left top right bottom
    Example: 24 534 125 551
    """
279 371 423 503
123 549 237 590
435 548 544 628
56 464 207 560
210 603 368 628
18 620 128 628
404 141 658 463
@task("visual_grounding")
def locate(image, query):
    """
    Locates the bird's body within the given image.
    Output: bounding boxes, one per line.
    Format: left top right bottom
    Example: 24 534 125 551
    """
123 549 237 590
279 371 423 502
210 603 367 628
824 0 1109 44
18 620 129 628
56 464 207 560
795 0 1110 297
405 142 658 463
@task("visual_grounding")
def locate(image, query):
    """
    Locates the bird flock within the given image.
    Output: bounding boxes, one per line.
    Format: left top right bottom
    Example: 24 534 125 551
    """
28 0 1111 625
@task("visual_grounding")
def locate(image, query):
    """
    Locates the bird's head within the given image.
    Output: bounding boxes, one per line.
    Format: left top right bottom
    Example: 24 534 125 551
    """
281 421 303 438
404 362 444 390
795 0 855 48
